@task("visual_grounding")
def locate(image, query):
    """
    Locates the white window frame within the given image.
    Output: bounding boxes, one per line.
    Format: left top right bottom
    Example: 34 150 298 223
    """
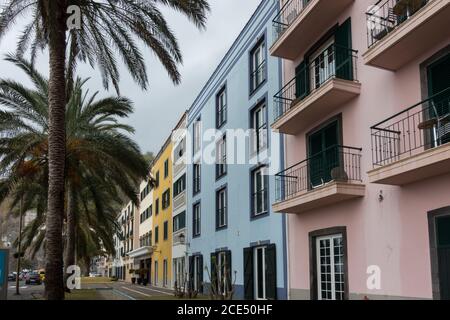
194 119 202 154
253 167 267 216
316 233 345 300
251 103 267 154
217 252 228 295
193 203 201 236
310 38 336 91
251 41 265 90
217 89 227 127
217 188 227 228
216 135 227 177
193 256 201 291
254 246 267 300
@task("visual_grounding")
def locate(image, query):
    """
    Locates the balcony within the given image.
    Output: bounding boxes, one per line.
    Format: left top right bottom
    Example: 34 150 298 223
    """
364 0 450 71
272 45 360 135
270 0 355 60
273 146 365 214
369 88 450 185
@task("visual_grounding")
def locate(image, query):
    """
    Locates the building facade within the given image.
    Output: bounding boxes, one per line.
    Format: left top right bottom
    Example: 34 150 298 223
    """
186 0 287 300
172 113 188 289
151 138 173 288
128 178 154 284
271 0 450 299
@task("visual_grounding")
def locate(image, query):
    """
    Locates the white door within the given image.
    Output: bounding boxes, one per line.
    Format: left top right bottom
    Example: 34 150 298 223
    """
316 234 345 300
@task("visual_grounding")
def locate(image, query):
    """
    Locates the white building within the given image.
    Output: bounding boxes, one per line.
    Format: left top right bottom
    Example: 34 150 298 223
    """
172 112 188 289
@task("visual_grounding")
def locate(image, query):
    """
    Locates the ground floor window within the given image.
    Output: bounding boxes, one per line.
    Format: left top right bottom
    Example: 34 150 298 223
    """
189 254 203 293
243 244 276 300
163 259 168 287
154 261 158 286
211 250 232 297
173 257 186 289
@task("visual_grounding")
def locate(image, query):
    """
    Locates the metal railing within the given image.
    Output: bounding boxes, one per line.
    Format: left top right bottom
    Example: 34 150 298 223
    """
216 106 227 128
371 87 450 167
273 44 358 123
193 177 201 194
272 0 312 43
366 0 429 48
275 145 362 202
250 60 266 92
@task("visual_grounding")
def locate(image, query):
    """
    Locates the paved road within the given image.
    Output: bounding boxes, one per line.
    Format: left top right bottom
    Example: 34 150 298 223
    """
7 281 45 300
83 281 175 300
7 279 175 300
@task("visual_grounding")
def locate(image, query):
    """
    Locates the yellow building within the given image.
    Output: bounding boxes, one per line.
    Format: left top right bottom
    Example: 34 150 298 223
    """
151 137 173 288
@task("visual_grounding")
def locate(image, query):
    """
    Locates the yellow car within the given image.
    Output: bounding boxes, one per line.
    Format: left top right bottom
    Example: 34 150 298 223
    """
38 269 45 282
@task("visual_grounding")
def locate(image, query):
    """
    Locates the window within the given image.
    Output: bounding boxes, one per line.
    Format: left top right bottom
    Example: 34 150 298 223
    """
173 211 186 233
307 119 340 189
250 38 266 92
155 198 160 215
191 255 203 292
310 38 336 91
162 189 171 210
155 226 159 244
155 171 160 188
164 159 169 178
211 251 231 296
251 102 267 154
154 261 158 286
140 205 152 224
316 234 346 300
216 187 227 229
251 166 268 216
193 163 201 195
174 138 186 164
243 244 276 300
163 259 168 287
163 221 168 240
216 86 227 128
193 118 202 154
216 134 227 179
173 257 186 290
193 203 201 237
173 174 186 197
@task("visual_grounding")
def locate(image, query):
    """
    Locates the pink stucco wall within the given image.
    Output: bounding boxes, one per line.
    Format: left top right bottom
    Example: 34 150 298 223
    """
282 0 450 299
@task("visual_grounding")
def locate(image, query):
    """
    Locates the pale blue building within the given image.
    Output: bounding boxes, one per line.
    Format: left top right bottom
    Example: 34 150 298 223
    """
185 0 287 300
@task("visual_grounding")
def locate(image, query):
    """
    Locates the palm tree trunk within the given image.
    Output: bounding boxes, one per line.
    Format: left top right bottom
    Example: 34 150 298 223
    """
44 0 67 300
64 182 76 291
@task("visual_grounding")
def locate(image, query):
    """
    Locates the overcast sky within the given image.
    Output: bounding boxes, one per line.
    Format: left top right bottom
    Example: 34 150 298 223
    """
0 0 262 154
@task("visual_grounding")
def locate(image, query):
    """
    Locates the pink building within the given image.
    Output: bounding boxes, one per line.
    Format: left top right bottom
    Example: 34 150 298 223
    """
270 0 450 299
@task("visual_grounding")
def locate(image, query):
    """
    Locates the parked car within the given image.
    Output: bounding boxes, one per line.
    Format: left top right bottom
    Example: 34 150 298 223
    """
25 272 42 285
38 269 45 282
8 273 16 281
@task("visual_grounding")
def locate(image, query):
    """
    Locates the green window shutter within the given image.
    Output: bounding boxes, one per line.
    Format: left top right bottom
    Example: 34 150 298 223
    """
243 247 254 300
198 255 204 293
295 60 309 100
266 244 277 300
335 18 353 81
226 250 232 292
189 256 195 290
210 252 217 293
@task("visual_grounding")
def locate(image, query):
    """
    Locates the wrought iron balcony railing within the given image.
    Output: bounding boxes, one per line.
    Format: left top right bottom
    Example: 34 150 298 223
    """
273 44 358 122
366 0 429 48
371 87 450 167
275 145 362 202
272 0 312 43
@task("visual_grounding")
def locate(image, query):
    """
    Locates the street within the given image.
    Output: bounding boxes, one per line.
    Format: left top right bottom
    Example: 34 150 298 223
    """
7 280 176 300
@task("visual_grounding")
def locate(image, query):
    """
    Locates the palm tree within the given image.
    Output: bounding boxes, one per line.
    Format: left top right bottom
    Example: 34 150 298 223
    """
0 0 210 299
0 54 152 297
